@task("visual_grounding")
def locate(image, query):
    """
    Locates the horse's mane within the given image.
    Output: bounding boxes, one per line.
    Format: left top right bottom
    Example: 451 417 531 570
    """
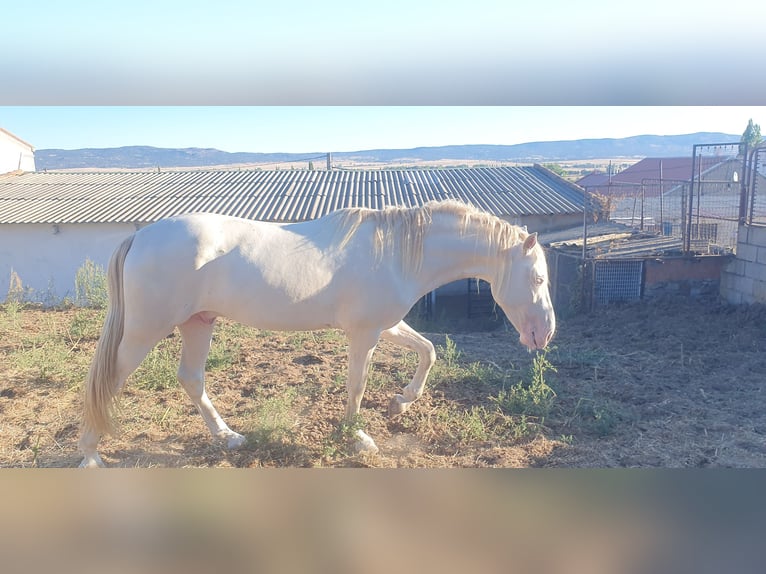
332 199 527 275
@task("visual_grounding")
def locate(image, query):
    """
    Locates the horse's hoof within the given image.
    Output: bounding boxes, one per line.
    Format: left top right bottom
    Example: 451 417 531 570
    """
353 429 379 454
388 395 410 417
79 454 105 468
225 432 246 449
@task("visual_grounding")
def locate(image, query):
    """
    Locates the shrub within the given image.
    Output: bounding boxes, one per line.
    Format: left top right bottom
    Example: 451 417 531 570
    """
75 259 108 308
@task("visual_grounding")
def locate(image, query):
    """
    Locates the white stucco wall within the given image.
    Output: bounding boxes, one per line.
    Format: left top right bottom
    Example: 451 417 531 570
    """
0 131 35 174
0 223 136 303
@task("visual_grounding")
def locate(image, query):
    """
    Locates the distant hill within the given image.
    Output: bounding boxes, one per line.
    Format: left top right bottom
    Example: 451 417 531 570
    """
34 132 740 170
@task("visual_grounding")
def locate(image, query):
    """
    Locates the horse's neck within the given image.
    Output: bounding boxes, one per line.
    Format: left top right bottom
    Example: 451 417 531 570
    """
417 215 501 292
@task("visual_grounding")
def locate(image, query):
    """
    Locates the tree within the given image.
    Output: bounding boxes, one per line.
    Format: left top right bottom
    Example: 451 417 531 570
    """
740 119 762 155
542 163 567 177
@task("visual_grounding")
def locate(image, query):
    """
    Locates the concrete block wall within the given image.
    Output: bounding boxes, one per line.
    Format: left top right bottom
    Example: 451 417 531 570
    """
721 224 766 304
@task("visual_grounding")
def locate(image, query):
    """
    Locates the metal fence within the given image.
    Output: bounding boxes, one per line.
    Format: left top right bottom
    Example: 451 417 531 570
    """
745 145 766 226
549 144 756 314
604 146 746 254
548 251 645 315
685 143 745 252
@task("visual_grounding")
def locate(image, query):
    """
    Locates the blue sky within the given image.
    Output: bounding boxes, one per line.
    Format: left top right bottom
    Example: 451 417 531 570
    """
2 2 763 151
2 1 762 106
1 107 763 153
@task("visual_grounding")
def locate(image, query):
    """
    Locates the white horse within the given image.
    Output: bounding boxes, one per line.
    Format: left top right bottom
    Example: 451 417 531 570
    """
79 200 555 467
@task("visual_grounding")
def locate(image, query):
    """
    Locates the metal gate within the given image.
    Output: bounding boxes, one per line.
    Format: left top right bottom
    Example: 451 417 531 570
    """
745 145 766 225
685 142 747 253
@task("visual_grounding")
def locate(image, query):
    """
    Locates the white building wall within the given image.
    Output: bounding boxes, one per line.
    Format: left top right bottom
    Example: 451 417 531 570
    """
0 223 135 302
0 131 35 174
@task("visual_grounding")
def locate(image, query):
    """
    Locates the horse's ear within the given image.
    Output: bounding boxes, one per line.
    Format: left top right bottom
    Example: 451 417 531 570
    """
522 232 538 254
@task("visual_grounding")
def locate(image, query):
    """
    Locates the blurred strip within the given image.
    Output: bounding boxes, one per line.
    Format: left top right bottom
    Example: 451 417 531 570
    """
2 470 765 573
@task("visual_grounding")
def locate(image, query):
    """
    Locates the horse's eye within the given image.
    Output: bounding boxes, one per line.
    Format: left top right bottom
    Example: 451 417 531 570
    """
535 276 545 287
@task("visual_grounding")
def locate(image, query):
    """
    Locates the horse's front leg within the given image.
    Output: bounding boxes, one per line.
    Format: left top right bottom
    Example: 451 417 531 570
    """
345 330 381 454
380 320 436 416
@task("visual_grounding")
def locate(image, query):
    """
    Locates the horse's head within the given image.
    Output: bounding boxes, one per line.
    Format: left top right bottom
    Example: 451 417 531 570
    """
491 232 556 351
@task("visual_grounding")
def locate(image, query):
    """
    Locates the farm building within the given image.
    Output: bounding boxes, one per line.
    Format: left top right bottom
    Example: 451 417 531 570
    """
0 128 35 175
0 165 587 309
577 156 729 195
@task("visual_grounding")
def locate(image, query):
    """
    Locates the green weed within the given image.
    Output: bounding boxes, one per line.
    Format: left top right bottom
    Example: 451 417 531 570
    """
566 397 620 437
67 308 104 343
245 387 299 445
491 350 557 420
132 339 181 391
74 259 108 308
322 414 367 459
435 404 490 443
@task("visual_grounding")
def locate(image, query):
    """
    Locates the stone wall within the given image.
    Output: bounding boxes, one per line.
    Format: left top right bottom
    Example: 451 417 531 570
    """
644 256 733 300
720 224 766 304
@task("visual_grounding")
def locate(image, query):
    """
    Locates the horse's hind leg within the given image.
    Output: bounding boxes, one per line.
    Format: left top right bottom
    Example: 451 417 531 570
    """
177 316 245 449
79 334 158 468
380 320 436 417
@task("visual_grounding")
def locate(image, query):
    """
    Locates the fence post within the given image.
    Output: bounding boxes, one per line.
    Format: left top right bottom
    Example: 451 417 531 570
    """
739 144 749 224
686 145 698 254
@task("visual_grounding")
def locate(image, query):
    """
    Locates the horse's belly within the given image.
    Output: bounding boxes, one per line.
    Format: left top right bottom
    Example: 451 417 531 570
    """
214 295 337 331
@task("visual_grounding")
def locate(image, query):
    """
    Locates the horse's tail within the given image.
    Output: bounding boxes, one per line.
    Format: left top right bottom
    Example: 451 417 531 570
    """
82 234 135 436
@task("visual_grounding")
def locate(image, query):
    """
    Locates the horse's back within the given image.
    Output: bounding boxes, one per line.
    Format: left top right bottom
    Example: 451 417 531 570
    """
119 211 415 333
120 213 347 330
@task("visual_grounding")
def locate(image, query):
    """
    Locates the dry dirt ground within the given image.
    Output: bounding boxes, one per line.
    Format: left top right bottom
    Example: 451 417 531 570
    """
1 296 765 468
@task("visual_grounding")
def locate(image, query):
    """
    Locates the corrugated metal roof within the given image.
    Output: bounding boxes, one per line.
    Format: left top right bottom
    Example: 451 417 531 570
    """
0 166 586 224
577 157 731 191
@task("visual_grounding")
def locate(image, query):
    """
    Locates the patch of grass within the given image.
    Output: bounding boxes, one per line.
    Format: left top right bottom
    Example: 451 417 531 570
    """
66 308 105 343
491 350 557 420
314 329 345 346
433 404 491 443
74 259 108 308
429 335 505 388
442 334 461 368
5 270 34 305
7 312 92 389
245 387 299 445
426 403 534 446
12 339 73 385
406 339 558 446
365 363 392 391
565 397 620 437
150 402 186 431
1 299 23 328
254 329 275 339
131 338 181 391
331 373 345 389
322 413 367 460
206 334 241 371
286 331 313 350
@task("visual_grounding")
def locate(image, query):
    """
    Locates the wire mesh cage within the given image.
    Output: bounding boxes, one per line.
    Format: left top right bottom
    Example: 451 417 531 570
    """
592 259 644 305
